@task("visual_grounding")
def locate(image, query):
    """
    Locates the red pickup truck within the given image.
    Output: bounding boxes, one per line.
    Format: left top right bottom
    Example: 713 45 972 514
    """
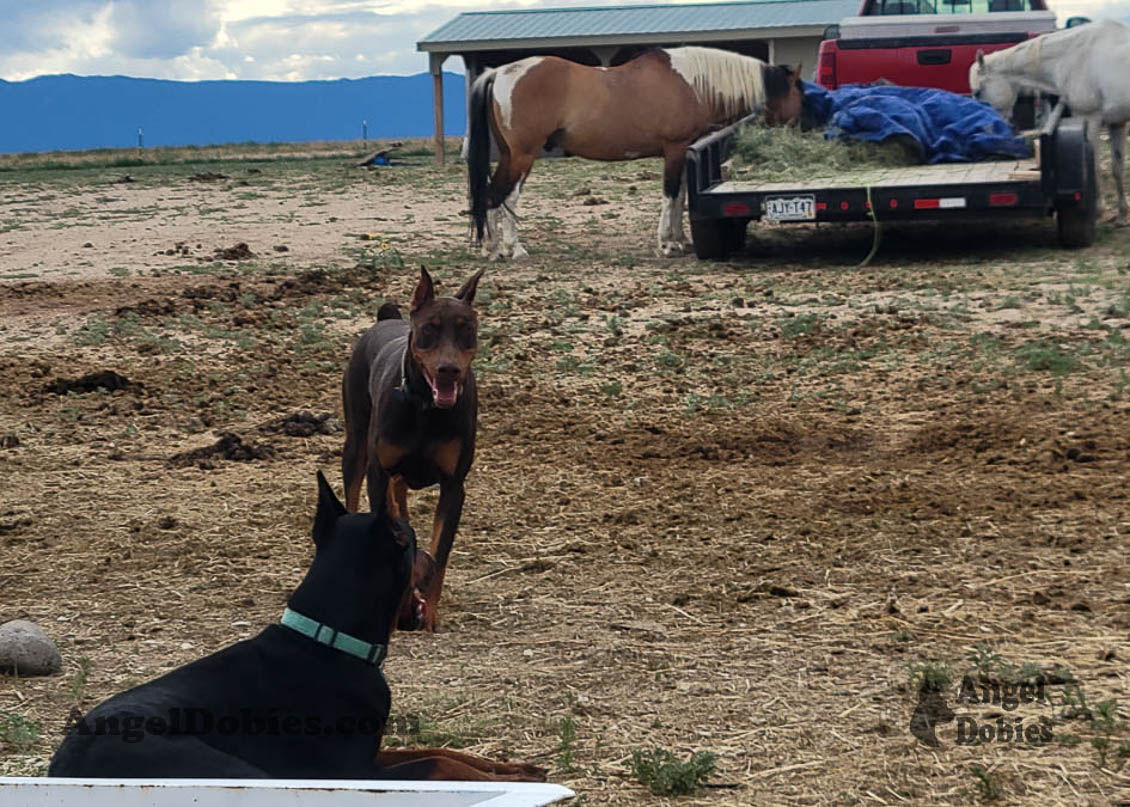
816 0 1057 95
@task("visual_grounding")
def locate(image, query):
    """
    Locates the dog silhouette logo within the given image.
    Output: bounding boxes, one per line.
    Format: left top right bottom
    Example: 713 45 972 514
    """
910 684 955 747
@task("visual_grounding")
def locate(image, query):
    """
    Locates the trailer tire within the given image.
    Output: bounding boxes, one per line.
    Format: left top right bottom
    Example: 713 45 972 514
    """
692 217 745 260
1057 141 1097 249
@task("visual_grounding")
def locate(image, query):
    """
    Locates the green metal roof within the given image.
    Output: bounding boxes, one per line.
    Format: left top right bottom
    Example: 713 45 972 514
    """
419 0 858 50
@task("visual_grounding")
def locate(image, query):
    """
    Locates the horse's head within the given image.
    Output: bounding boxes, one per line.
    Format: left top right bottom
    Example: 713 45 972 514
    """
969 50 1019 119
764 63 805 126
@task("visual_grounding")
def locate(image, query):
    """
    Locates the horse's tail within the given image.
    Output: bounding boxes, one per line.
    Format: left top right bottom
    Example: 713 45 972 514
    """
467 69 497 244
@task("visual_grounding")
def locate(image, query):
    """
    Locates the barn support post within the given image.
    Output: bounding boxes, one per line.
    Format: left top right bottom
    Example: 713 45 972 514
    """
429 52 448 166
591 46 617 66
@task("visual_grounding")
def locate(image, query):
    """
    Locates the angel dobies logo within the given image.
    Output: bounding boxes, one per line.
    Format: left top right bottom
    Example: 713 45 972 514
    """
911 675 1053 748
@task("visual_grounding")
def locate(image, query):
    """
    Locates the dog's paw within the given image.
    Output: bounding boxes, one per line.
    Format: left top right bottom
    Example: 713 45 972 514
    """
495 762 548 782
517 763 548 782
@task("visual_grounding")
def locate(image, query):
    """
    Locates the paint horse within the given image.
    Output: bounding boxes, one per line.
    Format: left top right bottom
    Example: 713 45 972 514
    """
467 47 805 259
970 19 1130 223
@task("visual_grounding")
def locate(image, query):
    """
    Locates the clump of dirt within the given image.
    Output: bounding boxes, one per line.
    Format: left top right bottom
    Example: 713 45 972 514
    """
167 432 275 468
265 266 383 301
46 370 134 395
116 298 176 317
188 172 229 182
182 282 242 303
258 411 341 437
213 243 255 261
157 242 193 258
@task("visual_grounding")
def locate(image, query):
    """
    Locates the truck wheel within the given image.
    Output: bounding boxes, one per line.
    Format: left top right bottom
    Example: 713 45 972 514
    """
1057 142 1097 249
691 217 745 260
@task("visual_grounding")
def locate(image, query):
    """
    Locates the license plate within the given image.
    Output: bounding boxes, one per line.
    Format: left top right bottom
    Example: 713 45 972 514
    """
764 195 816 222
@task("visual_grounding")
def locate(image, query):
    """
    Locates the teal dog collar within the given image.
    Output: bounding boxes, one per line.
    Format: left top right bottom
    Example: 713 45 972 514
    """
281 608 387 667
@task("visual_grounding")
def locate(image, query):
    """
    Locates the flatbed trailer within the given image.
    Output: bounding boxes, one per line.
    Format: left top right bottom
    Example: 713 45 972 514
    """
684 104 1096 260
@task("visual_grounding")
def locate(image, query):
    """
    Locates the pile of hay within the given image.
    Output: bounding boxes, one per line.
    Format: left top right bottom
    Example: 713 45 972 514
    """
729 125 919 183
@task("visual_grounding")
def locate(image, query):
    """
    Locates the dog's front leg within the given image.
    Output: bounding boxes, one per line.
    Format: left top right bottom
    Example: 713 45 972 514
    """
365 458 392 517
376 749 546 781
423 479 464 632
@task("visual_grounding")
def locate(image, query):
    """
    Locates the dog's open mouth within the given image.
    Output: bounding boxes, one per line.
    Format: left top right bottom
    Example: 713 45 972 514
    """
424 371 461 409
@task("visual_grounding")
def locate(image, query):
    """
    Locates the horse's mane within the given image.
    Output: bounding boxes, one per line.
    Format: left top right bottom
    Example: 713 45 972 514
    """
663 47 768 120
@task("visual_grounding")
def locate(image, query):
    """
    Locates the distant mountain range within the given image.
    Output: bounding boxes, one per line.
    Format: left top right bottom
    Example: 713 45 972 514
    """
0 72 467 154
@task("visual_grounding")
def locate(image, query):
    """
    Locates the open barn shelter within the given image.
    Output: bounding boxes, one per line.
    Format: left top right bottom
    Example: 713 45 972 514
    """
417 0 858 164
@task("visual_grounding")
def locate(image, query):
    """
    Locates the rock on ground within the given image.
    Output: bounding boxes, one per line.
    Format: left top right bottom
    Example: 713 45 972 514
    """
0 620 62 676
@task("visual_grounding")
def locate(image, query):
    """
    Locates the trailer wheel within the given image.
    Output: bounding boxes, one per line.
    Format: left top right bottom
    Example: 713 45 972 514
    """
1057 141 1097 249
692 217 745 260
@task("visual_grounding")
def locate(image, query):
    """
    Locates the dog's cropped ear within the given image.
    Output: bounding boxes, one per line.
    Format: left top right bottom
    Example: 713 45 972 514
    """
976 49 986 70
411 266 436 312
313 471 347 545
455 269 485 306
389 517 416 552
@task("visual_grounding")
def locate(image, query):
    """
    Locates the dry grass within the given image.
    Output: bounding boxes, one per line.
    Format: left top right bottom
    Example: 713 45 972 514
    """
0 136 460 171
1 141 1129 804
730 125 918 182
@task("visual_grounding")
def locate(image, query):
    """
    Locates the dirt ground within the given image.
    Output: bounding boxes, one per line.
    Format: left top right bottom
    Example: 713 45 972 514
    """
1 139 1129 805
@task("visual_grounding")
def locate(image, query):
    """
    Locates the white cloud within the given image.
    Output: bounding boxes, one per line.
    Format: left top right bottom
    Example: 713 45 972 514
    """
1 0 1127 82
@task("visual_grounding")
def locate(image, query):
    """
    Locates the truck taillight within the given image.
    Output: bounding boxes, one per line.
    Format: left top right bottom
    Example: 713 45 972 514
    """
818 51 837 89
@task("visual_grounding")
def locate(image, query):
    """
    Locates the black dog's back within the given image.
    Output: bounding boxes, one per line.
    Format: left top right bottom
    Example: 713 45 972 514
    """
50 473 413 780
49 625 391 778
377 301 402 321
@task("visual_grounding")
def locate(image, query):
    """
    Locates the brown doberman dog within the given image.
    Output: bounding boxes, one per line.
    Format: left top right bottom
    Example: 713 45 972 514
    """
341 267 482 632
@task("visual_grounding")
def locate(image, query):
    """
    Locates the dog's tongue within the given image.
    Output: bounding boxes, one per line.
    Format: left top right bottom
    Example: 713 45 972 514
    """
429 376 459 409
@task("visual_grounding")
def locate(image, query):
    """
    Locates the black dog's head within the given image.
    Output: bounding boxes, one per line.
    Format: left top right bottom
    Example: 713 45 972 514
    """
289 472 422 641
408 266 483 410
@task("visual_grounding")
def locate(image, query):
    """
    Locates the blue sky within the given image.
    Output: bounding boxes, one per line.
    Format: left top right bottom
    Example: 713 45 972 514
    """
0 0 1126 82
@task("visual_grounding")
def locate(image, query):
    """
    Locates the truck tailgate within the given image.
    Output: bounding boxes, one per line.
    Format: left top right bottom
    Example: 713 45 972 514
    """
833 11 1056 91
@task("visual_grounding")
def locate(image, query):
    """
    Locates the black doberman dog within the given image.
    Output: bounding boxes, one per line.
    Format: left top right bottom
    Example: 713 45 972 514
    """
49 473 545 782
341 267 482 632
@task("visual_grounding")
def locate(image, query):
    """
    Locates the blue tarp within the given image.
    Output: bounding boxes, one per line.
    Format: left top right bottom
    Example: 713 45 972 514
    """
801 81 1031 164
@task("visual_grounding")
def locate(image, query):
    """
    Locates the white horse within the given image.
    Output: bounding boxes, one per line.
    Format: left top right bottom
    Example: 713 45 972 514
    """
969 20 1130 223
